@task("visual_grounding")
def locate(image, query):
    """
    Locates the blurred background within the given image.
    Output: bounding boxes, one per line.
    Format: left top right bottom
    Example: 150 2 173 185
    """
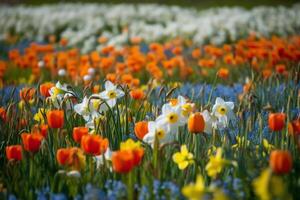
1 0 300 8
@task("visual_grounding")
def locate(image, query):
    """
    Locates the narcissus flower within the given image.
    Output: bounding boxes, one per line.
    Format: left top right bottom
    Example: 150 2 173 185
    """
6 145 22 161
253 168 288 200
34 108 47 124
212 97 234 127
96 81 124 108
74 97 108 121
47 110 64 128
143 121 173 147
182 175 205 200
21 133 44 153
268 113 286 131
81 134 109 156
172 145 194 170
73 127 89 143
156 103 185 133
205 147 231 178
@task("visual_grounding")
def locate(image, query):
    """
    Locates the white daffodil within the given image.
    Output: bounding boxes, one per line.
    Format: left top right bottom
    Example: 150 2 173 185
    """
156 103 185 133
94 81 124 108
74 97 108 122
143 121 174 147
48 81 75 108
170 95 194 122
212 97 234 127
94 148 112 169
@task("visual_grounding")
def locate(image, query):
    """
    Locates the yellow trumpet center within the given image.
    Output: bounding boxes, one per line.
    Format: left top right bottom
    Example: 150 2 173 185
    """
92 100 101 110
108 90 117 99
155 129 165 139
217 106 227 115
167 113 179 124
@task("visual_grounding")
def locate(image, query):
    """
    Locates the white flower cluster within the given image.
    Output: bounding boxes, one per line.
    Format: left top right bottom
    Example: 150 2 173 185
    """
2 4 298 52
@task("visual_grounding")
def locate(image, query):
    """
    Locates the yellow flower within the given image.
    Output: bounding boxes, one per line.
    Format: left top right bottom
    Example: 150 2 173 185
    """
172 145 194 170
232 136 250 149
120 138 142 151
34 108 47 123
18 100 25 110
253 168 288 200
262 139 274 152
205 147 226 178
213 189 229 200
253 168 272 200
182 175 205 200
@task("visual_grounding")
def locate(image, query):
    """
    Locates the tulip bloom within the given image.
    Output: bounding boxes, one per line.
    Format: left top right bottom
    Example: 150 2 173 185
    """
188 112 205 133
81 135 109 156
134 121 148 140
19 87 36 101
268 113 286 131
57 147 86 170
217 68 229 79
21 133 44 153
130 89 145 100
47 110 64 128
0 107 6 122
270 150 293 174
112 150 135 173
112 139 144 173
6 145 22 161
40 82 54 97
73 127 89 143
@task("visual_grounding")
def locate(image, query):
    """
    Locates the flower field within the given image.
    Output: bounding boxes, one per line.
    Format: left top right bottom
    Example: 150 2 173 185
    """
0 3 300 200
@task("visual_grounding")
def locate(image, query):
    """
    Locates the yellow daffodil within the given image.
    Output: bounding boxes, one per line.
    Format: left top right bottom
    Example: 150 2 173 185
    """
182 175 205 200
253 168 288 200
205 147 227 178
232 136 250 149
172 145 194 170
252 168 272 200
34 108 47 123
213 189 229 200
120 138 142 151
262 139 275 152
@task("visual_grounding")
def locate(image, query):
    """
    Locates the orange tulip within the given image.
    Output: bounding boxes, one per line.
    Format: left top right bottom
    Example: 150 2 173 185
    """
0 107 6 122
21 133 44 153
288 118 300 136
40 82 54 97
81 135 108 156
19 87 35 101
47 110 64 128
134 121 148 140
56 147 85 170
56 148 71 165
112 150 135 173
270 150 293 174
73 127 89 143
188 112 205 133
130 89 145 100
6 145 22 161
268 113 286 131
217 68 229 79
275 64 286 74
